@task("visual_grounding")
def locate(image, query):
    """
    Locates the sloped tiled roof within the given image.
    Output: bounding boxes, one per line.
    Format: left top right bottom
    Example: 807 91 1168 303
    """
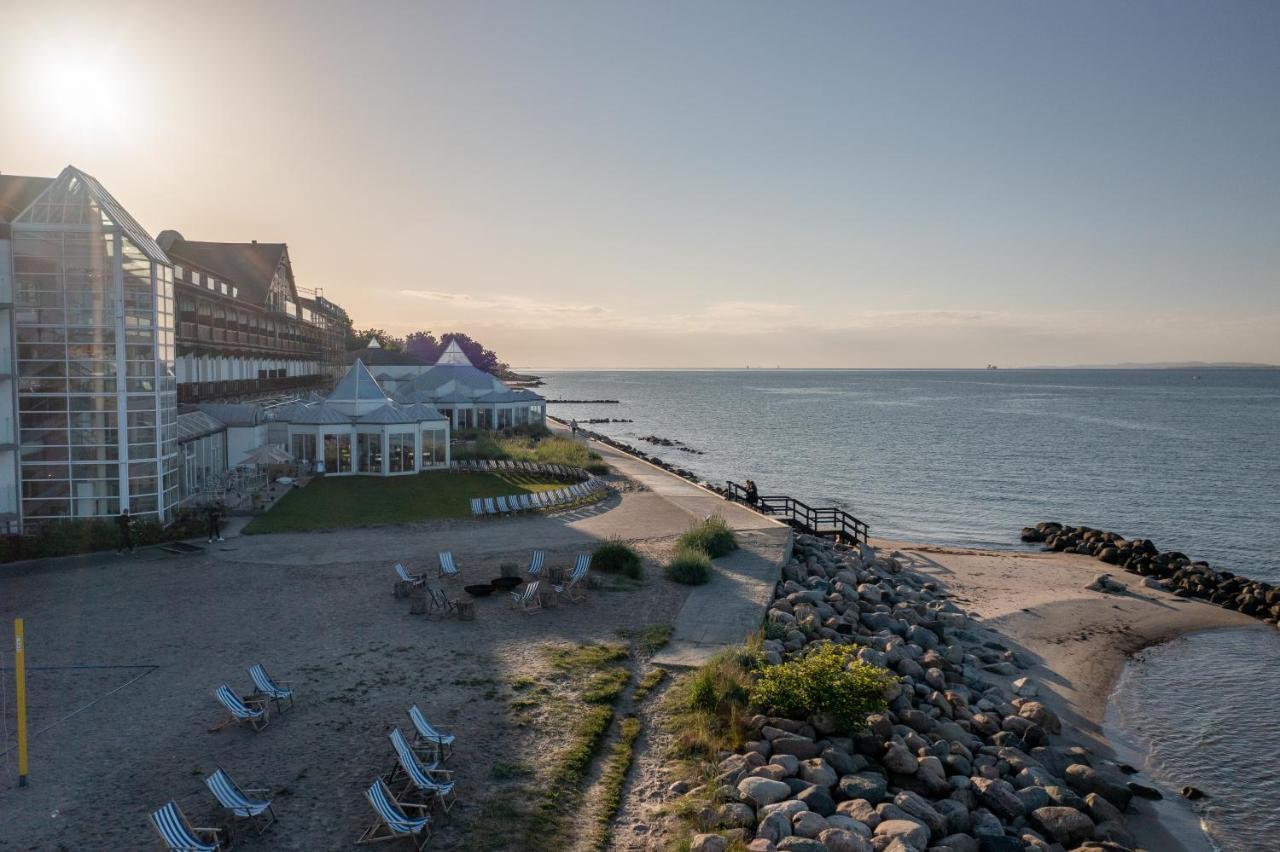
0 175 55 223
165 238 288 306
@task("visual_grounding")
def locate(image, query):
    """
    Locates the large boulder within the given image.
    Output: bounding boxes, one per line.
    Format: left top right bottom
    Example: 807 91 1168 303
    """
1029 806 1094 847
739 777 794 808
873 819 930 850
818 827 873 852
796 784 837 817
892 791 946 836
690 834 728 852
799 758 838 789
838 772 888 803
1065 764 1133 810
972 777 1025 821
882 742 918 775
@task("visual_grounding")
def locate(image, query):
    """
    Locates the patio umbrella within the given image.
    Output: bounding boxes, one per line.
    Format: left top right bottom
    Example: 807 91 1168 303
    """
238 444 293 467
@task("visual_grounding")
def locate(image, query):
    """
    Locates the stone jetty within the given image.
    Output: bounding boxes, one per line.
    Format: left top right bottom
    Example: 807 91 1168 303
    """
682 534 1151 852
1022 522 1280 626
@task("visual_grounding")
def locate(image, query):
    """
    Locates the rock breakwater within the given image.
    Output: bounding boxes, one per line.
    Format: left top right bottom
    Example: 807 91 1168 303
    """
1021 522 1280 627
680 534 1154 852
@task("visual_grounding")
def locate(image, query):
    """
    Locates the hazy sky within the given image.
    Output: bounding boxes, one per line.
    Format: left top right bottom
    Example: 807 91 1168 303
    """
4 1 1278 368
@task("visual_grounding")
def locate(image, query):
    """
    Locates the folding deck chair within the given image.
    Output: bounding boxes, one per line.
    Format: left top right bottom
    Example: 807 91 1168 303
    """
395 563 426 594
438 551 459 579
205 768 277 835
408 704 456 763
425 587 459 619
526 550 545 577
211 684 269 733
359 778 432 850
248 663 294 713
387 728 457 812
554 553 592 603
495 495 512 514
483 497 498 516
469 497 484 518
511 580 541 612
151 801 226 852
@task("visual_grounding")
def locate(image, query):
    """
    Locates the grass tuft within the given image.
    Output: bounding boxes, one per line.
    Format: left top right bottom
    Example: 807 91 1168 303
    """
677 514 738 558
593 537 643 578
665 544 712 585
632 668 667 703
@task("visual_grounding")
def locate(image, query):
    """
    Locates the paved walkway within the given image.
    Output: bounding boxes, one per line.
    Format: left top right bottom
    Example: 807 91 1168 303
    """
557 424 794 668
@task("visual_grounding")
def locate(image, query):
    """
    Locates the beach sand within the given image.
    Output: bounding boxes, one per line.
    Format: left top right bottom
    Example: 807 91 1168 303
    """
876 538 1265 852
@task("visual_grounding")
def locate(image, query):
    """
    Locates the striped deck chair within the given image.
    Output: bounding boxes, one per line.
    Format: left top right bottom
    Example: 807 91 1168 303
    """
526 550 546 577
483 459 497 470
495 495 512 514
554 553 592 603
248 663 294 713
205 768 276 834
359 778 431 850
438 551 459 579
408 705 456 763
511 580 541 612
151 801 226 851
535 491 553 508
395 563 426 593
212 684 269 733
425 587 458 619
388 728 457 812
469 497 484 518
516 493 535 511
483 497 498 516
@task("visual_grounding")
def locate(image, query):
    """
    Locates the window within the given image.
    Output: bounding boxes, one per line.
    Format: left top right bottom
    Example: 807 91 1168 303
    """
192 272 201 286
388 432 414 473
220 282 228 295
323 432 351 473
420 428 445 467
175 265 184 280
291 433 316 466
357 432 382 473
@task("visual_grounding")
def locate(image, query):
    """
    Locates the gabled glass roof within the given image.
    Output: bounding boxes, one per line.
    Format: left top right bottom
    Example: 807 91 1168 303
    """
15 166 170 264
328 359 391 403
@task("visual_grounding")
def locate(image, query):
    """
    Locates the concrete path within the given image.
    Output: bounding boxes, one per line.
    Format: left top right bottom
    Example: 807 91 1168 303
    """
557 424 794 668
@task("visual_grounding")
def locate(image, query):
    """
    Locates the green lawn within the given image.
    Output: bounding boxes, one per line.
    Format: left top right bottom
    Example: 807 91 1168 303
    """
243 471 564 533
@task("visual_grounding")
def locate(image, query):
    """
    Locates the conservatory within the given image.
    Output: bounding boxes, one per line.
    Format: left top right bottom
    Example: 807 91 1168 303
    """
394 340 544 430
271 360 449 475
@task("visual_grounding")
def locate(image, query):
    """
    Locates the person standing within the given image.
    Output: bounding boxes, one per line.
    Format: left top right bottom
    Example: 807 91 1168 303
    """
116 508 135 554
745 480 760 507
207 503 224 543
570 418 579 437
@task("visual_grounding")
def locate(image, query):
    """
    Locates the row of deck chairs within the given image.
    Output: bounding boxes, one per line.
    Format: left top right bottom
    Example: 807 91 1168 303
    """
210 664 295 734
359 706 458 850
150 767 277 852
454 459 588 480
469 479 607 518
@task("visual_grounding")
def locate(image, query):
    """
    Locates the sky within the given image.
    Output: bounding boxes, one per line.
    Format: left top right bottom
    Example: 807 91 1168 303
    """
3 1 1278 368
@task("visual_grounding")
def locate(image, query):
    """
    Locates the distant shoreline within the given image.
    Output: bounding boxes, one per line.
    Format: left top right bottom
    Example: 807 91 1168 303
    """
529 363 1278 372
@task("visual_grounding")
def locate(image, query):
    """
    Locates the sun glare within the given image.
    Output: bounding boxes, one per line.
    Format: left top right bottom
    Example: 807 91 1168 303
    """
31 51 132 134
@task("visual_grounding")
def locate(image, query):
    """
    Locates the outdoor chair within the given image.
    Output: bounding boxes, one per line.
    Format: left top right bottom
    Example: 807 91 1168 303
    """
425 587 459 619
483 497 498 515
211 684 269 733
469 497 484 518
151 801 226 852
359 778 432 850
438 551 459 579
511 580 541 612
205 768 277 835
394 563 426 598
485 460 498 470
535 491 553 508
408 705 455 763
495 495 512 514
517 493 535 511
553 553 592 603
387 727 457 812
526 550 545 577
248 663 295 713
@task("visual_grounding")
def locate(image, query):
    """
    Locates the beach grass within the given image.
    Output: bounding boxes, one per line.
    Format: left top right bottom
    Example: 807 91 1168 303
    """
243 470 562 533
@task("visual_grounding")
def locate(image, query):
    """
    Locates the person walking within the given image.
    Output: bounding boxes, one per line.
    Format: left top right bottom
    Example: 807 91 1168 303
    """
206 503 224 543
570 418 579 437
116 508 135 554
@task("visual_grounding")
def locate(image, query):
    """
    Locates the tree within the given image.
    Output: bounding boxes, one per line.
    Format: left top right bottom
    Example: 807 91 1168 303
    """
403 331 441 363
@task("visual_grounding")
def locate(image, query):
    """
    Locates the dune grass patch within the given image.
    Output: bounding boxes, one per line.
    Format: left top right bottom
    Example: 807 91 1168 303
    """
592 537 643 578
665 544 713 585
677 514 738 558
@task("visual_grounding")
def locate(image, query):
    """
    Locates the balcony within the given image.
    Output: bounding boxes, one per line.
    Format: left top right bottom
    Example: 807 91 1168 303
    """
178 374 328 403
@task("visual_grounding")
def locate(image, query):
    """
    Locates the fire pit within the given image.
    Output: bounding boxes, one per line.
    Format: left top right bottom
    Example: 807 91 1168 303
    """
490 576 522 591
464 583 496 597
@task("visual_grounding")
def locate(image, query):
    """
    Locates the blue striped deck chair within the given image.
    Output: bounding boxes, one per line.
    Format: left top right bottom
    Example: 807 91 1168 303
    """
554 553 592 602
205 768 276 834
408 705 455 763
526 550 546 577
517 494 535 511
481 459 495 470
568 484 584 499
553 488 570 505
511 579 541 612
151 801 225 851
483 497 498 515
438 551 459 579
248 663 294 713
359 778 432 850
535 491 553 508
495 495 512 514
469 497 484 518
212 684 269 732
388 728 457 812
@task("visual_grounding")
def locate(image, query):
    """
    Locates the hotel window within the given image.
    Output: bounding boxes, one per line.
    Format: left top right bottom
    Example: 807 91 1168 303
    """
232 286 238 298
192 272 201 286
175 265 184 280
220 282 228 295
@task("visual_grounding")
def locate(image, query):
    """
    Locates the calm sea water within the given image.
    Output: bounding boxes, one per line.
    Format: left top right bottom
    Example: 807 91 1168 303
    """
539 369 1280 580
539 368 1280 851
1109 628 1280 852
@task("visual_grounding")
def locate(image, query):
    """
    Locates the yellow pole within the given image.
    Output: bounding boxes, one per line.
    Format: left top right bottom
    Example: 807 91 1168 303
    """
14 619 29 786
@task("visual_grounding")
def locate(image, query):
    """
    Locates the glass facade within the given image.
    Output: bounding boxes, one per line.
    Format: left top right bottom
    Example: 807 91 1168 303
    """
11 171 179 524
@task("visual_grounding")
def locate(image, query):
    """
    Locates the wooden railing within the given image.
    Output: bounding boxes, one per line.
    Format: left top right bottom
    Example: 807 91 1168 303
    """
725 480 869 544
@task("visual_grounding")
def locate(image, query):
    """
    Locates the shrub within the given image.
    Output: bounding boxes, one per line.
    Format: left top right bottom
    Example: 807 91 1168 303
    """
665 545 712 585
593 537 642 578
664 641 761 759
677 515 737 559
750 643 894 731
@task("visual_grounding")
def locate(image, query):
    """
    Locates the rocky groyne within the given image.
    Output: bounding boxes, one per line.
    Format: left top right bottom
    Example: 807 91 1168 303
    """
550 417 711 486
1021 522 1280 627
680 534 1156 852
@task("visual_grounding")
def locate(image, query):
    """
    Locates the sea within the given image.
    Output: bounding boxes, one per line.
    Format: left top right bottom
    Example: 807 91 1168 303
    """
536 368 1280 852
